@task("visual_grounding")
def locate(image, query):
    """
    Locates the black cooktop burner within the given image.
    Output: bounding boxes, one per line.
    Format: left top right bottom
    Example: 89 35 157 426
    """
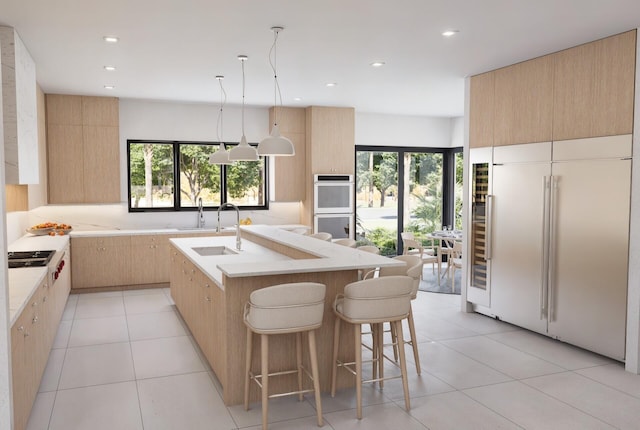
8 250 56 268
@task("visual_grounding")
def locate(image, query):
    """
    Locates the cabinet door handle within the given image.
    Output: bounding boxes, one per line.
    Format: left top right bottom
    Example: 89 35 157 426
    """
43 296 47 303
24 331 30 338
205 296 211 302
17 325 24 332
32 315 39 324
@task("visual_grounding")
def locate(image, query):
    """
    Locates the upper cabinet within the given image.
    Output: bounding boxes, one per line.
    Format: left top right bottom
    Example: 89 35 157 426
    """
553 30 636 141
46 95 121 204
306 106 355 174
271 107 306 202
469 30 636 147
494 55 554 146
0 26 38 184
469 72 495 148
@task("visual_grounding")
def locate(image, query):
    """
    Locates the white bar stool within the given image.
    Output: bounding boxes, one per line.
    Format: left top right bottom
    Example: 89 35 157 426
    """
244 282 326 429
330 275 413 419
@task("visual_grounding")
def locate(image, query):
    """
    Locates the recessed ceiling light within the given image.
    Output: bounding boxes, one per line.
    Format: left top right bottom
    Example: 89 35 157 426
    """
103 36 119 43
104 65 116 71
293 97 302 101
326 82 337 87
370 61 385 67
442 30 459 37
104 85 115 90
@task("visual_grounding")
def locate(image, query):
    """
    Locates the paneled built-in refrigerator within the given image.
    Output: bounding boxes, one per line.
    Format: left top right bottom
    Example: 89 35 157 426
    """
468 135 631 360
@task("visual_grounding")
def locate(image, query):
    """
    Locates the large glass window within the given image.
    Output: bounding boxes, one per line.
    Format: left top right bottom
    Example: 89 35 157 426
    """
127 140 267 211
355 146 461 254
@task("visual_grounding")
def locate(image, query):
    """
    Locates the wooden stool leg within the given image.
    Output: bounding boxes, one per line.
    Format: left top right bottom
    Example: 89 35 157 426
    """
355 323 363 420
407 307 421 375
296 332 303 401
394 321 411 412
330 317 341 397
244 328 253 410
390 322 399 362
308 330 323 427
261 334 269 430
371 323 378 382
377 323 384 389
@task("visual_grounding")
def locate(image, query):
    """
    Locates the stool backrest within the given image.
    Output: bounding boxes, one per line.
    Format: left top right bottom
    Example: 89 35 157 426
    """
309 232 332 241
357 245 380 254
245 282 326 333
340 275 412 323
334 238 357 247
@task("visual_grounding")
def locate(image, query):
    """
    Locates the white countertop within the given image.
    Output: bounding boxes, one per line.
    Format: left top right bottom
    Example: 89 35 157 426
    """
7 234 70 326
170 225 402 288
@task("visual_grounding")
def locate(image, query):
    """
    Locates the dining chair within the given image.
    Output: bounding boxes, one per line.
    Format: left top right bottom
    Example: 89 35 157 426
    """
449 240 463 293
401 232 437 275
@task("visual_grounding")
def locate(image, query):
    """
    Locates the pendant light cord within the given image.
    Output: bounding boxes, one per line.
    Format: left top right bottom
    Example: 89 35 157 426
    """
269 29 283 127
241 57 246 135
216 77 227 147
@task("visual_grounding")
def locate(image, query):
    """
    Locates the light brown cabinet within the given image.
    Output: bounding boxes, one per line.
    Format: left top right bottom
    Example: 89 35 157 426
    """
71 236 131 288
553 30 636 141
271 107 306 202
12 263 70 430
130 235 170 285
469 72 495 148
306 106 355 175
494 55 554 146
46 95 120 204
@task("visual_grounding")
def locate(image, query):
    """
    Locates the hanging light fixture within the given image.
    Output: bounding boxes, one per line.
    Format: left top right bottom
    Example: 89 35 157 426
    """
229 55 259 161
209 75 234 165
257 26 295 157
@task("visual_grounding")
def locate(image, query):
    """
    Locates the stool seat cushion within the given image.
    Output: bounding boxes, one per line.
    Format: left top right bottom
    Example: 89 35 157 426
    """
245 282 326 333
336 276 412 323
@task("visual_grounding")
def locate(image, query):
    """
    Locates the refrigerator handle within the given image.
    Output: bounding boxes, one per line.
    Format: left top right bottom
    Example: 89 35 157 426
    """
540 176 551 320
548 176 558 322
485 194 493 260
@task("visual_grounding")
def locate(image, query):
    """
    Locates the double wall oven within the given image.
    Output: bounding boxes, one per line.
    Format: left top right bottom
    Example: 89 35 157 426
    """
313 174 354 239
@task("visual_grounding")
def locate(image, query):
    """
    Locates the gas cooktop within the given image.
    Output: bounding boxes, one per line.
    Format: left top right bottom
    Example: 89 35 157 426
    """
8 250 56 268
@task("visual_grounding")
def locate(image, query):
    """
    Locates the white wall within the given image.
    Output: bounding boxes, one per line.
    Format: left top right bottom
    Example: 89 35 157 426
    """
355 112 461 148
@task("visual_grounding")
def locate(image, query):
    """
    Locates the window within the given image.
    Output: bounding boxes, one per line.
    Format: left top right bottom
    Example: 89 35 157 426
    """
127 140 267 211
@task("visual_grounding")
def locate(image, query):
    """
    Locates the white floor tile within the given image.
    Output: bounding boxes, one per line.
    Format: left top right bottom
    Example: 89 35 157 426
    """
68 315 129 347
409 391 521 430
77 290 123 301
58 342 135 389
25 391 55 430
411 314 481 340
61 297 77 321
123 287 164 296
324 402 425 430
74 296 125 319
131 335 205 379
137 372 235 430
523 371 640 429
48 381 143 430
415 341 512 389
243 416 334 430
464 380 615 429
162 287 175 304
51 319 72 349
127 311 186 340
228 395 319 428
441 336 565 379
488 330 613 370
576 363 640 398
308 385 391 414
124 291 173 314
38 348 66 392
430 308 520 335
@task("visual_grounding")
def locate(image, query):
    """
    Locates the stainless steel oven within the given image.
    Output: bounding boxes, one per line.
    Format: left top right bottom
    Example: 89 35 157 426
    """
313 174 354 214
313 213 354 240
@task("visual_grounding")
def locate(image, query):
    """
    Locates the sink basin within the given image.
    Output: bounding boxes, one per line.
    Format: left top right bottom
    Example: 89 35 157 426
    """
192 246 238 256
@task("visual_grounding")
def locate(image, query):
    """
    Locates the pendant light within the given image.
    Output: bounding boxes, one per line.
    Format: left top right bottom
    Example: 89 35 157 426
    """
258 26 295 157
209 75 234 165
229 55 259 161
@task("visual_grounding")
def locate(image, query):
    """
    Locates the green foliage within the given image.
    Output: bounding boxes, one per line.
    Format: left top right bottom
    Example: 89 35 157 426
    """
366 227 397 256
226 161 263 200
179 145 221 204
372 152 397 207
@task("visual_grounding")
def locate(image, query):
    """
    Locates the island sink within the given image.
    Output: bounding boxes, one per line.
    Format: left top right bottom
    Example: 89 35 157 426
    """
192 246 238 256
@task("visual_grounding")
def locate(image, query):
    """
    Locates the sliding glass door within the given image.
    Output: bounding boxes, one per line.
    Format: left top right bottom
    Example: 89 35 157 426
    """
355 146 461 255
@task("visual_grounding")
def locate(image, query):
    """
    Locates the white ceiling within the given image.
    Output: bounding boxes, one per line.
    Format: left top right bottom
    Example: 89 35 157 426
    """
1 0 639 117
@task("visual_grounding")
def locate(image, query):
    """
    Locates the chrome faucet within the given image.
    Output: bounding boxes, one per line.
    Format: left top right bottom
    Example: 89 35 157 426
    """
197 197 205 228
217 203 241 251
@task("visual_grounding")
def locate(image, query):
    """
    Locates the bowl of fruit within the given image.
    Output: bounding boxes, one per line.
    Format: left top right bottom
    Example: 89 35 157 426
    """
27 222 73 236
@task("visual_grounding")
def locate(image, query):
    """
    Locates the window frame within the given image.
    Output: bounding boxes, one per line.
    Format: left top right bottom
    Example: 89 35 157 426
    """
127 139 269 212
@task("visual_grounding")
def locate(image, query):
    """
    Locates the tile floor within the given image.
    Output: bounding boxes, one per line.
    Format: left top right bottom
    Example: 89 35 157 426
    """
25 287 640 430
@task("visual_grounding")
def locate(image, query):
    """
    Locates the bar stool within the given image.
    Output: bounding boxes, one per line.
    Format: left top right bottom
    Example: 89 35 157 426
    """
378 255 423 375
244 282 326 429
330 275 413 419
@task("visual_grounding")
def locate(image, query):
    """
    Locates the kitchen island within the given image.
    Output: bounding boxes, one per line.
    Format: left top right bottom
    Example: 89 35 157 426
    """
169 225 401 405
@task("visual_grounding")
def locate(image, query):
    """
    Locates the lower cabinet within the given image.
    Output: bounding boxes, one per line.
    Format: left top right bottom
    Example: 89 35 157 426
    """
169 244 226 381
71 236 131 288
12 269 70 430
